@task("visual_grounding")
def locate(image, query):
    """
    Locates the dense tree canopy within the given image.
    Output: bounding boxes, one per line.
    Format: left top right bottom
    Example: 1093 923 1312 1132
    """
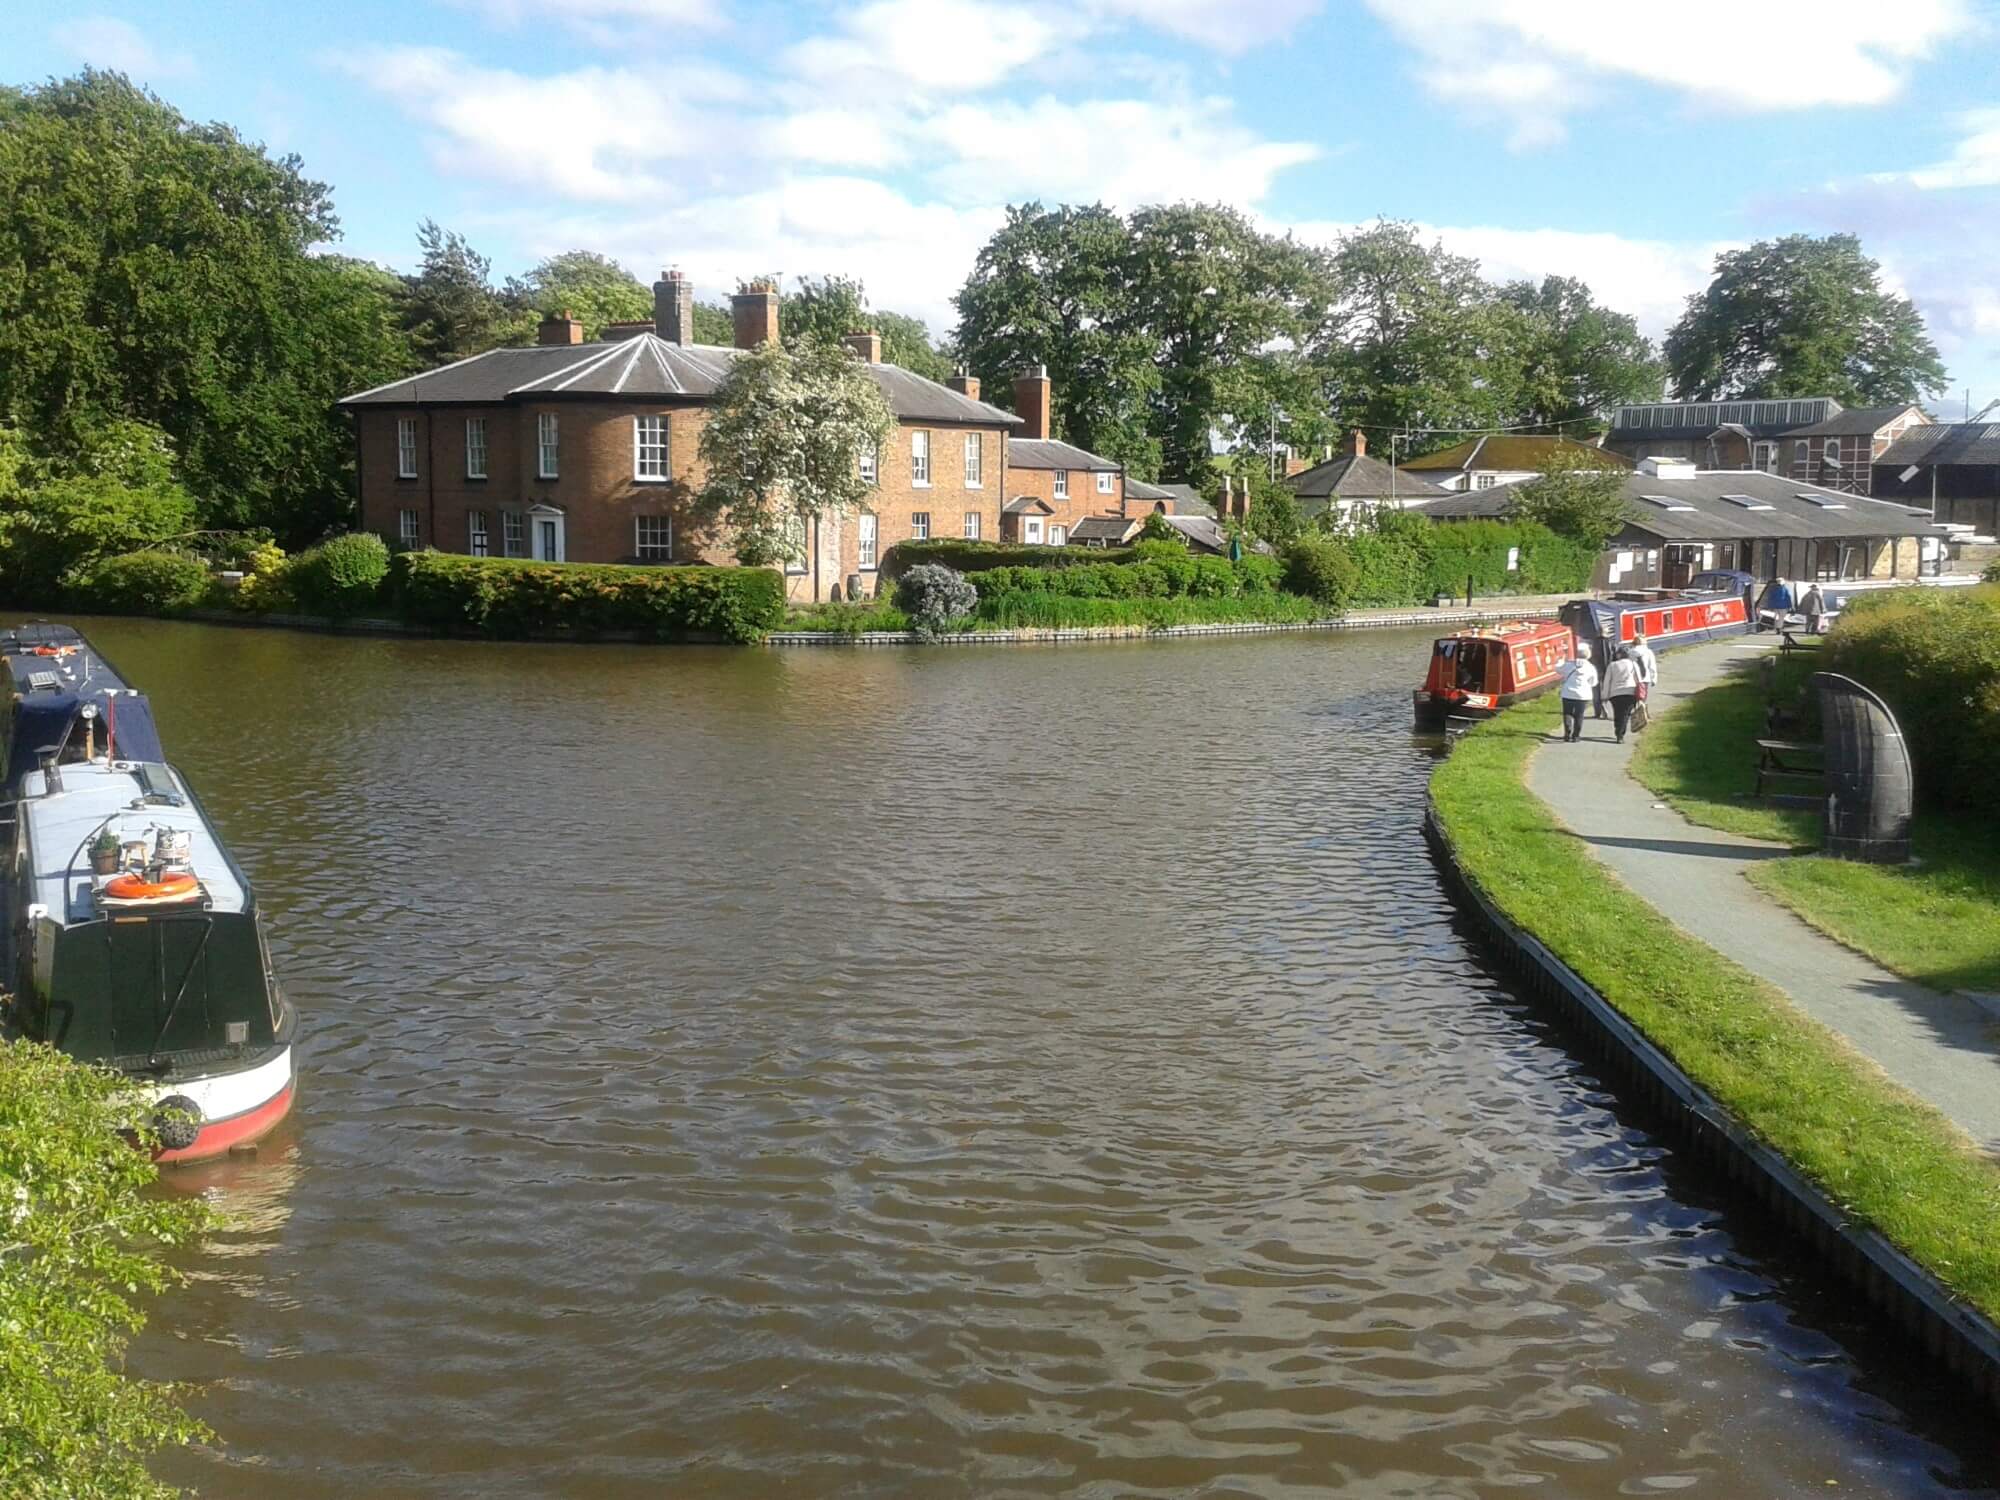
502 250 652 339
1664 234 1946 405
1499 275 1664 430
777 274 951 379
0 71 415 541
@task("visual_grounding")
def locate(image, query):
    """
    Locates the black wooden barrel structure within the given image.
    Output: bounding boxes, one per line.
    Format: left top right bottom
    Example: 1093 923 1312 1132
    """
1811 671 1914 864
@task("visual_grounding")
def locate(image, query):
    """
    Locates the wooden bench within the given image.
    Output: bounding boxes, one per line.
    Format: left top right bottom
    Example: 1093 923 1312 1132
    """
1755 737 1823 798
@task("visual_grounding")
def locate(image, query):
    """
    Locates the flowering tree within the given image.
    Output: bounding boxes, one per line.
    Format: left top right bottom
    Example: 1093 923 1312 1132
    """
693 340 895 592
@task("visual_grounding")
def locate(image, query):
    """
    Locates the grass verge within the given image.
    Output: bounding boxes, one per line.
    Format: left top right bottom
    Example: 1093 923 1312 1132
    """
782 600 912 634
1629 651 2000 994
1432 693 2000 1322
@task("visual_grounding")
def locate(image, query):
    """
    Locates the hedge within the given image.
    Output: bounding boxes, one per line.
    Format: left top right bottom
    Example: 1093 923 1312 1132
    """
1821 584 2000 809
973 591 1323 630
65 549 212 616
391 552 787 642
968 549 1271 602
880 539 1138 578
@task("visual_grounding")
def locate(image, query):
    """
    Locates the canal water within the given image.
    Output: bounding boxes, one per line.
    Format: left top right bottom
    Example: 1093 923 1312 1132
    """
71 619 1995 1497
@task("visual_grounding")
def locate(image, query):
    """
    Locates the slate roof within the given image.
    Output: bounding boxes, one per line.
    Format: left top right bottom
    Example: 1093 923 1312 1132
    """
1779 405 1926 438
1406 487 1515 520
1070 516 1140 543
1008 437 1117 471
1159 515 1275 556
1876 423 2000 467
341 334 1021 426
1286 452 1449 500
1608 398 1839 441
1124 477 1177 502
1003 495 1055 515
1614 474 1943 542
1401 434 1628 474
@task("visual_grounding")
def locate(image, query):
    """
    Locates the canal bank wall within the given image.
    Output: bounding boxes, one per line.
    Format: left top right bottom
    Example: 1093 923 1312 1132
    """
1425 775 2000 1407
180 600 1565 647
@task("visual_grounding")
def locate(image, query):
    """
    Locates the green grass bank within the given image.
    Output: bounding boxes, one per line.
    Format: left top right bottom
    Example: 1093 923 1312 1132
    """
1430 693 2000 1323
1629 645 2000 995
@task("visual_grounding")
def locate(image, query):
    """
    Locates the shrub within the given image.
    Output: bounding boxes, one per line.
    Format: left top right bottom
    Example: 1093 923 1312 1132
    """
0 1038 214 1497
973 591 1322 630
393 553 787 642
1235 553 1283 594
1985 559 2000 584
65 549 212 616
230 540 292 612
1822 584 2000 809
288 532 391 616
880 539 1136 579
1138 512 1183 544
785 599 911 635
1283 534 1358 610
894 563 978 640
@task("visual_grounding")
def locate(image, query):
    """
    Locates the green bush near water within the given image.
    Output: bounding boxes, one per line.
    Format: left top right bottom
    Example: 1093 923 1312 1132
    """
0 1038 214 1498
64 549 213 616
392 552 786 642
974 591 1322 630
880 539 1138 579
286 532 391 616
1821 584 2000 809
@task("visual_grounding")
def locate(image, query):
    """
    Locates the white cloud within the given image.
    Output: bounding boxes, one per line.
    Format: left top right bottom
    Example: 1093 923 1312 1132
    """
50 15 195 80
1363 0 1970 146
1086 0 1322 52
1884 106 2000 189
782 0 1067 93
928 96 1318 208
444 0 725 40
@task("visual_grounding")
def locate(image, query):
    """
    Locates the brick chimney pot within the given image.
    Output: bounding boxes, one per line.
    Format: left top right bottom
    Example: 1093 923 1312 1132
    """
538 310 584 346
1012 365 1051 440
946 369 981 401
843 330 882 363
732 288 780 349
653 269 694 345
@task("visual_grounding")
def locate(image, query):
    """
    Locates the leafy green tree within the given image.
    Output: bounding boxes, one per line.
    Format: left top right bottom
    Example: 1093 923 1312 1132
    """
400 220 530 363
1507 447 1632 548
0 421 200 603
693 301 734 345
1311 220 1516 452
503 250 651 338
0 1038 214 1498
1126 203 1330 482
952 202 1163 477
778 275 950 379
1664 234 1946 404
693 340 895 596
1499 275 1663 431
0 72 415 543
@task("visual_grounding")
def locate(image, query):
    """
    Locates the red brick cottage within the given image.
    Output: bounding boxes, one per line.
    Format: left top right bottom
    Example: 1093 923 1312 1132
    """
340 273 1020 602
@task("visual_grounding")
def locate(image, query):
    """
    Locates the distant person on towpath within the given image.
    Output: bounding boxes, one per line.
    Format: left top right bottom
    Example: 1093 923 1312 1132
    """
1801 583 1826 635
1628 628 1658 689
1765 578 1794 630
1555 642 1597 743
1601 647 1644 744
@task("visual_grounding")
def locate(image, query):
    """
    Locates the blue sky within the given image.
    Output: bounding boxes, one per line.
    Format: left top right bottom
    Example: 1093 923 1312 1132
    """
11 0 2000 409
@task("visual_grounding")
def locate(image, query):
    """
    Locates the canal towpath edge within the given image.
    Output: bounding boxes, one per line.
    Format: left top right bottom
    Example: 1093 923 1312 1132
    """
1523 634 2000 1151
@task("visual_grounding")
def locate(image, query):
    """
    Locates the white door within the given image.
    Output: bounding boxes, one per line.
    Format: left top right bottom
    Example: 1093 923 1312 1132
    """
1049 525 1067 546
1024 517 1044 543
531 510 565 562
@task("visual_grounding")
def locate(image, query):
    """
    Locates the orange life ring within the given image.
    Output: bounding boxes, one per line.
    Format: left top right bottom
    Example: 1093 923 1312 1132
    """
103 871 200 903
31 645 73 657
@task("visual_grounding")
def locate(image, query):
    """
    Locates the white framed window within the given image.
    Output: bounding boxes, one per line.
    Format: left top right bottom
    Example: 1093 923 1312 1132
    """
1053 469 1068 498
911 430 931 486
465 417 487 479
1823 438 1840 469
859 446 878 485
1023 516 1044 543
635 514 672 561
1474 473 1496 490
785 515 808 574
398 508 419 547
1050 524 1067 546
537 412 559 479
858 513 878 570
397 416 418 479
468 509 489 557
502 509 524 558
962 510 980 540
911 511 929 541
1095 470 1113 494
634 415 668 481
963 434 982 487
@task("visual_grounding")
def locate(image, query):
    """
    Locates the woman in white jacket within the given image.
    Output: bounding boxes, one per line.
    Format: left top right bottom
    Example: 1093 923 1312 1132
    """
1556 643 1597 743
1601 647 1644 743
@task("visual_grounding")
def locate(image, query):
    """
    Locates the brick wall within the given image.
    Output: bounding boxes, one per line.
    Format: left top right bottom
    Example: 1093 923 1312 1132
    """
357 402 1008 601
1002 465 1123 542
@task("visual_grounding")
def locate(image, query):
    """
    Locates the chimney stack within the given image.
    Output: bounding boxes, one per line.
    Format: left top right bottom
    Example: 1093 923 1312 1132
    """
1343 429 1367 458
653 269 693 345
1012 365 1051 439
538 310 584 346
946 368 981 401
732 283 780 349
843 330 882 363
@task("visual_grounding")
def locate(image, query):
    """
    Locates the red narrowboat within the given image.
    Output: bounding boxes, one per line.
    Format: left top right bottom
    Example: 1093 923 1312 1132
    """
1413 619 1575 730
1558 587 1749 665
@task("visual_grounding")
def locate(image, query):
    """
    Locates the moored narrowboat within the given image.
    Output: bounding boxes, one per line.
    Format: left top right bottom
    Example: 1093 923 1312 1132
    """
1559 585 1749 665
1414 619 1575 730
0 625 297 1163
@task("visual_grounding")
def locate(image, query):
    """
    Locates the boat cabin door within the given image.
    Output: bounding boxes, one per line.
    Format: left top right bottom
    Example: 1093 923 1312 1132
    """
104 915 214 1062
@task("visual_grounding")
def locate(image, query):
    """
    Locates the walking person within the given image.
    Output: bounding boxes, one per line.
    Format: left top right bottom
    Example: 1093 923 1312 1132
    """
1555 642 1597 743
1801 582 1826 636
1602 646 1644 744
1628 627 1658 691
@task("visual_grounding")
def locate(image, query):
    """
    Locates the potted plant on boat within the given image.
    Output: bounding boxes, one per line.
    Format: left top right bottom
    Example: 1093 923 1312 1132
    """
89 827 119 876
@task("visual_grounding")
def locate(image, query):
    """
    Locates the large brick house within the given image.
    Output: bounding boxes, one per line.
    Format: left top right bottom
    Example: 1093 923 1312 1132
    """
994 366 1192 543
340 272 1019 602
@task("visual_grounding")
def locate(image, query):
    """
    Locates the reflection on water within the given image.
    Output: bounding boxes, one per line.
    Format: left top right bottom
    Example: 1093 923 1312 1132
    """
53 618 1994 1497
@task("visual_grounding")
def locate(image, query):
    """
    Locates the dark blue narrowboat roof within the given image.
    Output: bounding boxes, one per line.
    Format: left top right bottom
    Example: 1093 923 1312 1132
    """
1 624 164 792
